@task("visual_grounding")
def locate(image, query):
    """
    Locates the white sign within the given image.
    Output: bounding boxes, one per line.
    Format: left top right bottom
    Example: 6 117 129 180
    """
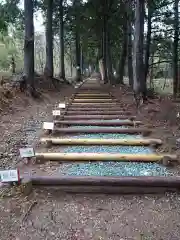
58 103 66 109
43 122 54 130
19 147 35 158
0 169 19 182
52 110 61 116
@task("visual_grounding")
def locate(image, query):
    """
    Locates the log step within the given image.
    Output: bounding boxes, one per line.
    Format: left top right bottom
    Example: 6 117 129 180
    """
51 127 150 135
74 96 112 99
35 152 177 162
71 103 119 106
31 176 180 188
73 99 115 102
67 107 124 111
66 111 131 115
54 120 141 126
54 120 142 127
40 137 162 146
62 115 134 120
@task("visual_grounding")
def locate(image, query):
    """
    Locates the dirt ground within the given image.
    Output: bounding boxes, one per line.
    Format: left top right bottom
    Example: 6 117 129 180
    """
1 82 180 240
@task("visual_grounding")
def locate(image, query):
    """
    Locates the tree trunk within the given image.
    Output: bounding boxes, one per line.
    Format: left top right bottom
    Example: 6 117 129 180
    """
74 0 81 82
127 0 133 87
75 30 81 81
144 0 152 83
69 41 73 77
11 56 16 74
149 53 154 88
24 0 35 95
107 32 113 84
127 25 133 87
44 0 53 78
102 1 108 84
117 32 127 84
133 0 146 104
173 0 179 97
80 45 84 74
99 59 105 81
117 6 128 85
59 0 65 80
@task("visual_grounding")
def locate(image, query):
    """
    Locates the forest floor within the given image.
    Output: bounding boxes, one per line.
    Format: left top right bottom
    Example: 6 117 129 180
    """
1 81 180 240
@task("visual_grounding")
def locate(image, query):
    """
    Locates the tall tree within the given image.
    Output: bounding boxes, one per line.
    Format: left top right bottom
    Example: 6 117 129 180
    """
107 31 113 83
24 0 35 95
59 0 65 80
74 0 81 82
144 0 153 83
173 0 179 97
102 0 108 83
127 0 133 87
44 0 54 78
117 4 128 85
133 0 146 104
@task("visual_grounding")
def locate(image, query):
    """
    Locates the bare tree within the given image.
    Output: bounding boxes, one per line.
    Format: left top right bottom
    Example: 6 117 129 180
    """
144 0 153 83
173 0 179 97
59 0 65 80
133 0 146 106
44 0 54 78
127 0 133 87
74 0 81 82
24 0 35 95
117 6 128 85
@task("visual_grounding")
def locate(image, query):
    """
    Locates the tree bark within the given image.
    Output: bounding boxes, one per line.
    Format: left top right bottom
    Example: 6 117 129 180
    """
102 0 108 84
75 30 81 81
106 31 113 84
44 0 53 78
59 0 65 80
80 45 84 74
127 0 133 87
74 0 81 82
11 56 16 74
173 0 179 97
24 0 35 95
117 29 127 84
133 0 146 103
117 5 128 85
99 59 105 81
144 0 152 83
127 24 133 87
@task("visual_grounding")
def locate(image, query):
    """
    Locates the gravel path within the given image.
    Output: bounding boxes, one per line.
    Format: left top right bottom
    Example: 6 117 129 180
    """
0 85 180 240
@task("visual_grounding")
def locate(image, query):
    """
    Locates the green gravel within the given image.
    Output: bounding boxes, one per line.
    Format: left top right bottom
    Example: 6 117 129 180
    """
61 162 171 176
64 145 152 154
71 133 142 139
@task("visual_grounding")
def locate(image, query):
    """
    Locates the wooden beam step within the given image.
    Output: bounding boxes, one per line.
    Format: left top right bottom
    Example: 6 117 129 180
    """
30 176 180 190
40 137 162 146
35 152 177 162
67 107 124 110
50 127 151 135
62 115 135 120
75 95 110 97
66 111 131 115
73 99 114 102
54 120 141 126
70 103 119 106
